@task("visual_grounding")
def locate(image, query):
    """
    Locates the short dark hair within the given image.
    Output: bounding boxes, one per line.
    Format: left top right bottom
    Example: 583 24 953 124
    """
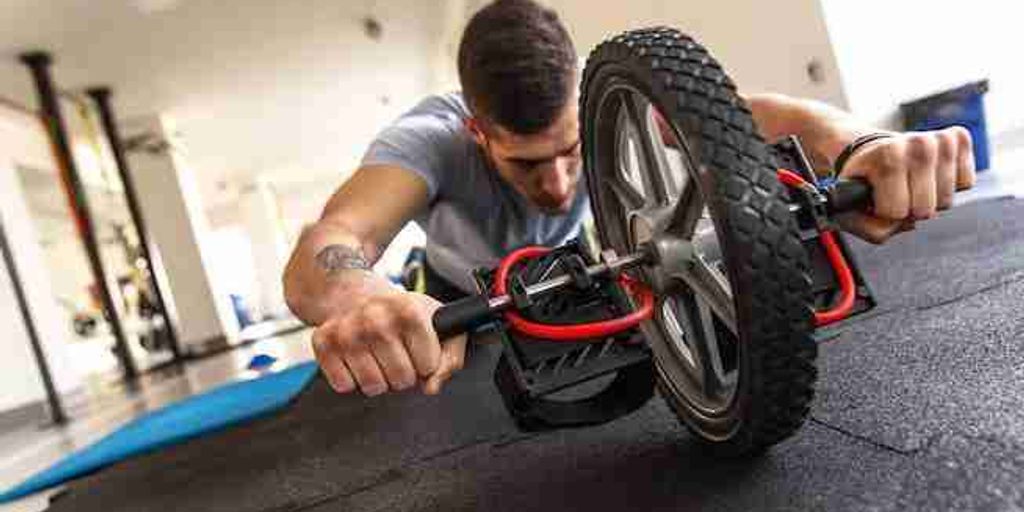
457 0 577 135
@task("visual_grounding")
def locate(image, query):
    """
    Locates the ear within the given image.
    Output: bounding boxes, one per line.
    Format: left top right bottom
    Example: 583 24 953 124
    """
463 117 487 146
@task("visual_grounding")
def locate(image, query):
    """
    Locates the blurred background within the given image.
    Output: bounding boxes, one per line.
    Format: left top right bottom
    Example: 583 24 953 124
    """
0 0 1021 496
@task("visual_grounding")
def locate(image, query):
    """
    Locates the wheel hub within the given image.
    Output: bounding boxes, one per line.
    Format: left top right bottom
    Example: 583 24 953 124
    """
629 212 656 248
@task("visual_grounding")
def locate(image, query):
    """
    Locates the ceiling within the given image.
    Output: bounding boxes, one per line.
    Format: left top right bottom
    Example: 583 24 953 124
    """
0 0 853 229
0 0 451 211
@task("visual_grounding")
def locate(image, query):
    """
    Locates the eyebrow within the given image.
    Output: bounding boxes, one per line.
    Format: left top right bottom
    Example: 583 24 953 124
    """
508 139 581 167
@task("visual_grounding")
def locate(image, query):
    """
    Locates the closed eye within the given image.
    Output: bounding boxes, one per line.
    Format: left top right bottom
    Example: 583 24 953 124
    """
508 140 580 170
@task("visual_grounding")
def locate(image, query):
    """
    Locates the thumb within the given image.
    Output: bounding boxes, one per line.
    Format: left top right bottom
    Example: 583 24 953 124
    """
422 334 468 395
836 211 906 244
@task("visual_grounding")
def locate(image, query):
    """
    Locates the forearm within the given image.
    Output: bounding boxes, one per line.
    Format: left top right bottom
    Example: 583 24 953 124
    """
283 220 393 326
743 93 883 171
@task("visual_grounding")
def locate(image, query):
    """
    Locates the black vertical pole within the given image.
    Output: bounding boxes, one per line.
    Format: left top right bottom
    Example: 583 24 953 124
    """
0 216 67 424
86 87 182 363
19 51 139 381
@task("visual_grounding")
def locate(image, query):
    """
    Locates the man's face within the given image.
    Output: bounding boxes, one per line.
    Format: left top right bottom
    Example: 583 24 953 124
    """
467 100 582 214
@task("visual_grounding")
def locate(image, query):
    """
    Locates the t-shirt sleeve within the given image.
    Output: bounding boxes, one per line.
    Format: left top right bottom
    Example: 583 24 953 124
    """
360 107 456 203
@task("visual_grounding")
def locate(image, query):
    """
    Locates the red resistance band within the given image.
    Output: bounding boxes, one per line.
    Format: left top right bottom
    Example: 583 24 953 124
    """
776 168 857 326
493 246 655 341
495 168 855 340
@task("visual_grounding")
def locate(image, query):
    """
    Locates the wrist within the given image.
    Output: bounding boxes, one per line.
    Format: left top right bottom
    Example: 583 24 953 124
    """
778 98 872 170
831 132 897 177
301 272 394 326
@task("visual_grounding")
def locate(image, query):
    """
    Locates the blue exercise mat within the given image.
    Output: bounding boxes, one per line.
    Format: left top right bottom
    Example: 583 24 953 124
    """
0 360 319 503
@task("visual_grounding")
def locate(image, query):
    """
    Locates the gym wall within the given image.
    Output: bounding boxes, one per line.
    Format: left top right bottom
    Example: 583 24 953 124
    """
821 0 1023 148
0 104 83 413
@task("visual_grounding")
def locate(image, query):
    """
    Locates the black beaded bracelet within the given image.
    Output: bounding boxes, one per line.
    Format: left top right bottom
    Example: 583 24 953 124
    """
832 132 895 177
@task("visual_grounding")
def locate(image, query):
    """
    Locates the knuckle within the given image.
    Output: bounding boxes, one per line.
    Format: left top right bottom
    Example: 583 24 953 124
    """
312 322 344 355
906 134 937 163
878 196 908 220
361 298 390 320
937 131 957 159
311 328 329 355
360 301 395 333
394 297 424 325
876 143 904 175
950 125 973 149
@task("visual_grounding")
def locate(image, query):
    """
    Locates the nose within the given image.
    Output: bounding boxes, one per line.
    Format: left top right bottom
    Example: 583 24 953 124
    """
540 158 573 203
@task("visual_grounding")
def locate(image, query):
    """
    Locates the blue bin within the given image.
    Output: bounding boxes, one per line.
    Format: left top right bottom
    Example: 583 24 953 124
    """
899 80 990 171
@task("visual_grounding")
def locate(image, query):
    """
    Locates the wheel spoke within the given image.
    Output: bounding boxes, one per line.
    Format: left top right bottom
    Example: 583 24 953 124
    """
590 80 747 416
673 253 737 336
660 297 697 371
676 291 729 397
607 175 644 213
614 103 646 203
667 178 706 238
618 92 674 205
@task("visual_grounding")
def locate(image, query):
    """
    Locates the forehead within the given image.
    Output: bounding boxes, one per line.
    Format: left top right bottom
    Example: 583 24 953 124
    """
488 102 579 158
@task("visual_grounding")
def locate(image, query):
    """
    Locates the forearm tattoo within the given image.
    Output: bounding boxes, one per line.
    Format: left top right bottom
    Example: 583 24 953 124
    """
315 244 369 276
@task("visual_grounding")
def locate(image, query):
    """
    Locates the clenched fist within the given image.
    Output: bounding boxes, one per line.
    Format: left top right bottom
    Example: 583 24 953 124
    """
837 126 977 243
312 290 467 396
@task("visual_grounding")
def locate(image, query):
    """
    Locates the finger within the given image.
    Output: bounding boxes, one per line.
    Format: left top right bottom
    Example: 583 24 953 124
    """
312 327 355 393
399 296 442 378
359 299 418 391
422 334 467 395
836 211 903 244
345 347 388 397
321 355 357 394
935 129 958 210
906 134 938 220
851 141 909 221
951 126 977 190
368 333 418 392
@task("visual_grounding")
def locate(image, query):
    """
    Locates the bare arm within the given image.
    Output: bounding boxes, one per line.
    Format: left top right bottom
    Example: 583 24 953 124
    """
283 164 467 397
740 92 975 243
743 92 872 170
283 164 428 326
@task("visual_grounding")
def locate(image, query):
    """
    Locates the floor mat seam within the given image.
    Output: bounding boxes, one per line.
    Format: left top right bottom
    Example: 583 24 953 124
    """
273 432 528 511
807 417 921 456
820 270 1024 336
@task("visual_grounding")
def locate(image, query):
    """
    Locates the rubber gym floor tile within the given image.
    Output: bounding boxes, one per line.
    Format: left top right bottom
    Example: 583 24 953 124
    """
296 401 916 512
843 196 1024 316
47 199 1024 512
813 276 1024 453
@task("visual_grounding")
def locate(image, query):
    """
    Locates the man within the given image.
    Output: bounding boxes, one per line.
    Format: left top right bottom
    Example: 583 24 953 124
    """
283 0 976 398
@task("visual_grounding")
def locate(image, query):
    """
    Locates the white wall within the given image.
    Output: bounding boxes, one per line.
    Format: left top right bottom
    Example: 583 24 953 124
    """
0 107 82 412
821 0 1018 140
238 179 290 318
154 0 446 306
537 0 847 107
124 114 241 352
154 0 446 213
0 234 47 412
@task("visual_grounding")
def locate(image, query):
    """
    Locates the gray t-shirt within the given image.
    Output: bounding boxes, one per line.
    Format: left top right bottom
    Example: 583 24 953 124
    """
361 92 589 293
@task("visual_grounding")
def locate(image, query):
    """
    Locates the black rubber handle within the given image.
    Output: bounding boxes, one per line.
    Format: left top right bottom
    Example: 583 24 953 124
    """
826 178 873 214
432 294 494 340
